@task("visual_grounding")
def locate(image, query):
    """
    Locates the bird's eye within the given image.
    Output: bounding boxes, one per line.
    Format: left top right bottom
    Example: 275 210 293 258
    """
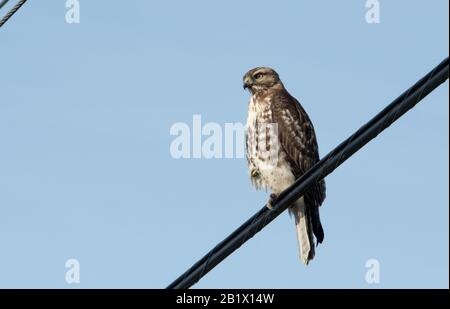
254 73 263 79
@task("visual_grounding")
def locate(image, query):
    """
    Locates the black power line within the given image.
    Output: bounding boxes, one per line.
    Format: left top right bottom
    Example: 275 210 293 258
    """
167 57 449 289
0 0 11 10
0 0 27 28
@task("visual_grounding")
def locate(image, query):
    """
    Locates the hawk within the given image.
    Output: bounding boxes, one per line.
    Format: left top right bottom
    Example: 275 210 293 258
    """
244 67 326 265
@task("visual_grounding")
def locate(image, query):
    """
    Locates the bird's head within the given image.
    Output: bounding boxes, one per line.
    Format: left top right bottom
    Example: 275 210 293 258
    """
243 67 283 94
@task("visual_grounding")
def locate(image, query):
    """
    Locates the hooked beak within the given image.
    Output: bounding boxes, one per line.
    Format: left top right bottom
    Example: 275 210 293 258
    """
243 76 253 90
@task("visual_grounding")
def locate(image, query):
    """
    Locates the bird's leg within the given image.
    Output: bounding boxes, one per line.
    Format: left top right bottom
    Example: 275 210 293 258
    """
266 193 278 210
250 168 260 179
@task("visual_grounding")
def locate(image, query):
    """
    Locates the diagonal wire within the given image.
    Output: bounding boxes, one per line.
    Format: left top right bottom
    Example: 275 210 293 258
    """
167 57 449 289
0 0 11 10
0 0 27 28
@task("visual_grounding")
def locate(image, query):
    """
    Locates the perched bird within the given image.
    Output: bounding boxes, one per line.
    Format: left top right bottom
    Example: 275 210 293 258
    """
244 67 326 265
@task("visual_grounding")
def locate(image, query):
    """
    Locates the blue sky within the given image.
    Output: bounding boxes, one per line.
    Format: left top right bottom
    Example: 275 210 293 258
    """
0 1 448 288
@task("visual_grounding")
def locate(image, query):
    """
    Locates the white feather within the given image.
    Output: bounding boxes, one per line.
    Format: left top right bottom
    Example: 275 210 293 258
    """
291 197 314 265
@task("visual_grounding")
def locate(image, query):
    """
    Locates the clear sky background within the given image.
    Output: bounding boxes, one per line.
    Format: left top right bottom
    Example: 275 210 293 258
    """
0 1 448 288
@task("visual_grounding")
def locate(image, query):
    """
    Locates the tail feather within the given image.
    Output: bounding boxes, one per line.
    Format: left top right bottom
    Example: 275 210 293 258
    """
310 205 324 244
289 197 315 265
